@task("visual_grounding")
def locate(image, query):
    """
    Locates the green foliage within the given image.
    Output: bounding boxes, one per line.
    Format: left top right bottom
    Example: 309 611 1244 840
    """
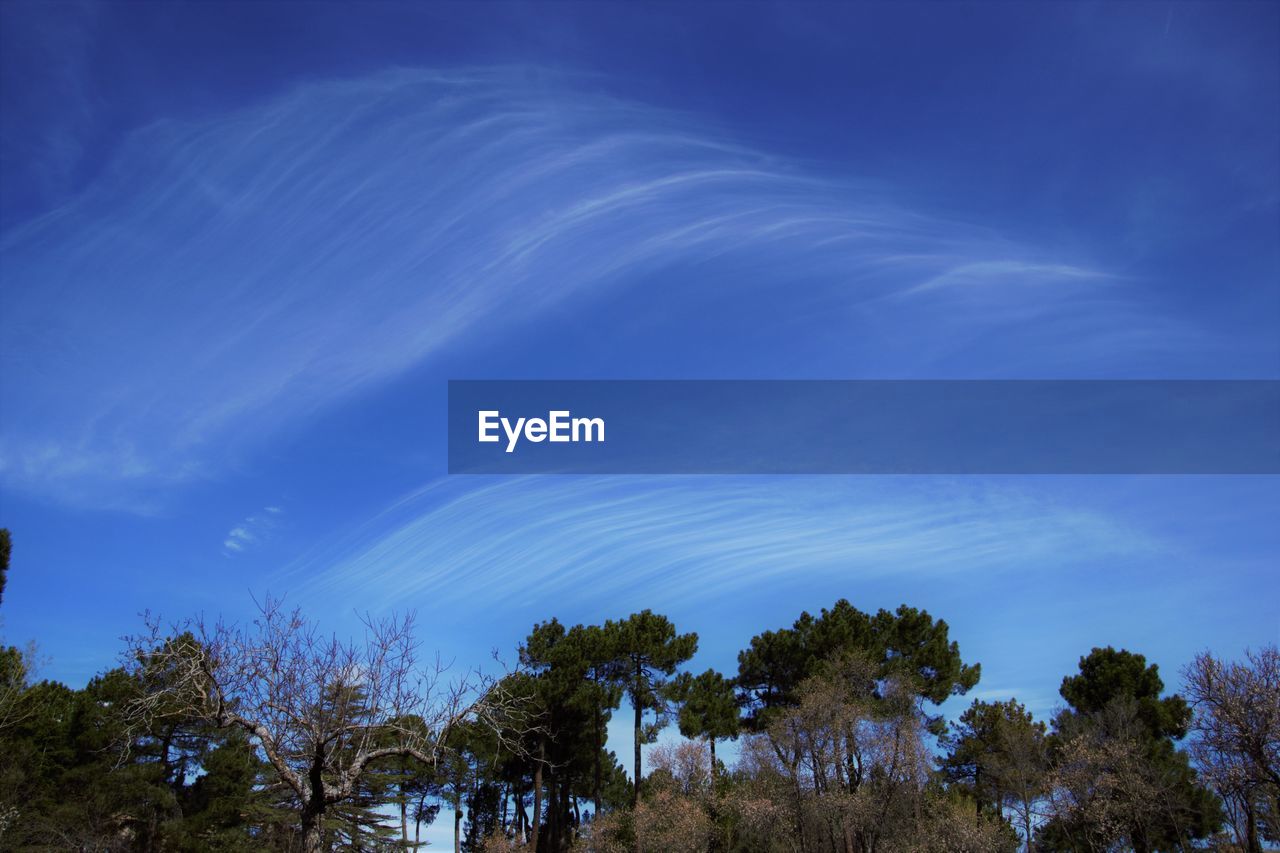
0 588 1263 853
369 715 444 850
0 670 175 849
1059 646 1191 741
737 599 980 731
170 731 279 851
1038 647 1224 852
0 653 286 850
941 698 1049 848
519 618 638 849
674 669 739 745
606 610 698 805
0 528 10 606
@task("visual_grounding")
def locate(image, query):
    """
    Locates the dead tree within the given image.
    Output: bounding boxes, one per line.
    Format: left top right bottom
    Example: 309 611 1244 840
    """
1185 646 1280 852
124 596 526 853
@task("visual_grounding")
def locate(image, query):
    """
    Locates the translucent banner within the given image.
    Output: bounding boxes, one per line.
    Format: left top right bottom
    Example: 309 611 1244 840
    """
447 380 1280 474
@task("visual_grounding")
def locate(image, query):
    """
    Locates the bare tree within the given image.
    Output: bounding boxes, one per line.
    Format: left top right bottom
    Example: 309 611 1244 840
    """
1044 711 1160 853
993 710 1050 853
123 596 526 853
741 653 944 853
0 642 34 736
1184 645 1280 852
1043 698 1213 853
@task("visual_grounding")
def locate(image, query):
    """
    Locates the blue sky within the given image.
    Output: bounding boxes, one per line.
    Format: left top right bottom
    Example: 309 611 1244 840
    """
1 1 1278 836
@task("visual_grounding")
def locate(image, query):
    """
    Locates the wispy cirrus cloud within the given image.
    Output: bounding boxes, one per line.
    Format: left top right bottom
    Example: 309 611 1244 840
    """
0 68 1193 508
222 505 283 557
281 477 1159 612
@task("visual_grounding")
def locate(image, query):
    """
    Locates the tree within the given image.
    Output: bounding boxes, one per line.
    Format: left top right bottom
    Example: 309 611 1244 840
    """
0 640 29 738
673 669 739 784
630 742 717 853
0 528 27 736
124 596 523 853
731 651 1010 853
942 698 1048 851
606 610 698 806
520 618 591 850
735 602 980 853
1184 645 1280 852
576 623 625 817
176 727 281 850
369 714 444 851
516 620 634 851
737 600 980 735
1041 647 1222 852
0 528 31 838
0 528 10 606
0 664 232 850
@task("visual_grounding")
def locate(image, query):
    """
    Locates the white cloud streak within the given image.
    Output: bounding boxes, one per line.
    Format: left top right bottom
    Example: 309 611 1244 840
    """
0 68 1191 508
281 477 1158 612
222 506 283 557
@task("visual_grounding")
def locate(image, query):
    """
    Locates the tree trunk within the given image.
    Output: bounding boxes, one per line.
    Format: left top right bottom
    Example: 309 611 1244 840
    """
1246 795 1260 853
792 774 809 853
547 763 559 852
566 775 576 839
633 666 643 808
454 788 462 853
160 726 175 786
501 783 509 836
974 766 982 823
302 819 324 853
532 739 544 852
708 736 722 853
400 780 409 849
302 750 327 853
515 786 529 842
301 804 325 853
559 770 568 849
594 691 604 816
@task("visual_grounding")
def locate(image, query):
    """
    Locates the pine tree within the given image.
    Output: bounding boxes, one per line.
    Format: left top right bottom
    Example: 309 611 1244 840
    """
737 599 980 731
942 698 1048 850
1041 647 1223 851
605 610 697 806
673 669 739 783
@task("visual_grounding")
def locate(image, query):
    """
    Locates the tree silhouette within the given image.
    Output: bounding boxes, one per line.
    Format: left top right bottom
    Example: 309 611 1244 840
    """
124 597 524 853
606 610 697 806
